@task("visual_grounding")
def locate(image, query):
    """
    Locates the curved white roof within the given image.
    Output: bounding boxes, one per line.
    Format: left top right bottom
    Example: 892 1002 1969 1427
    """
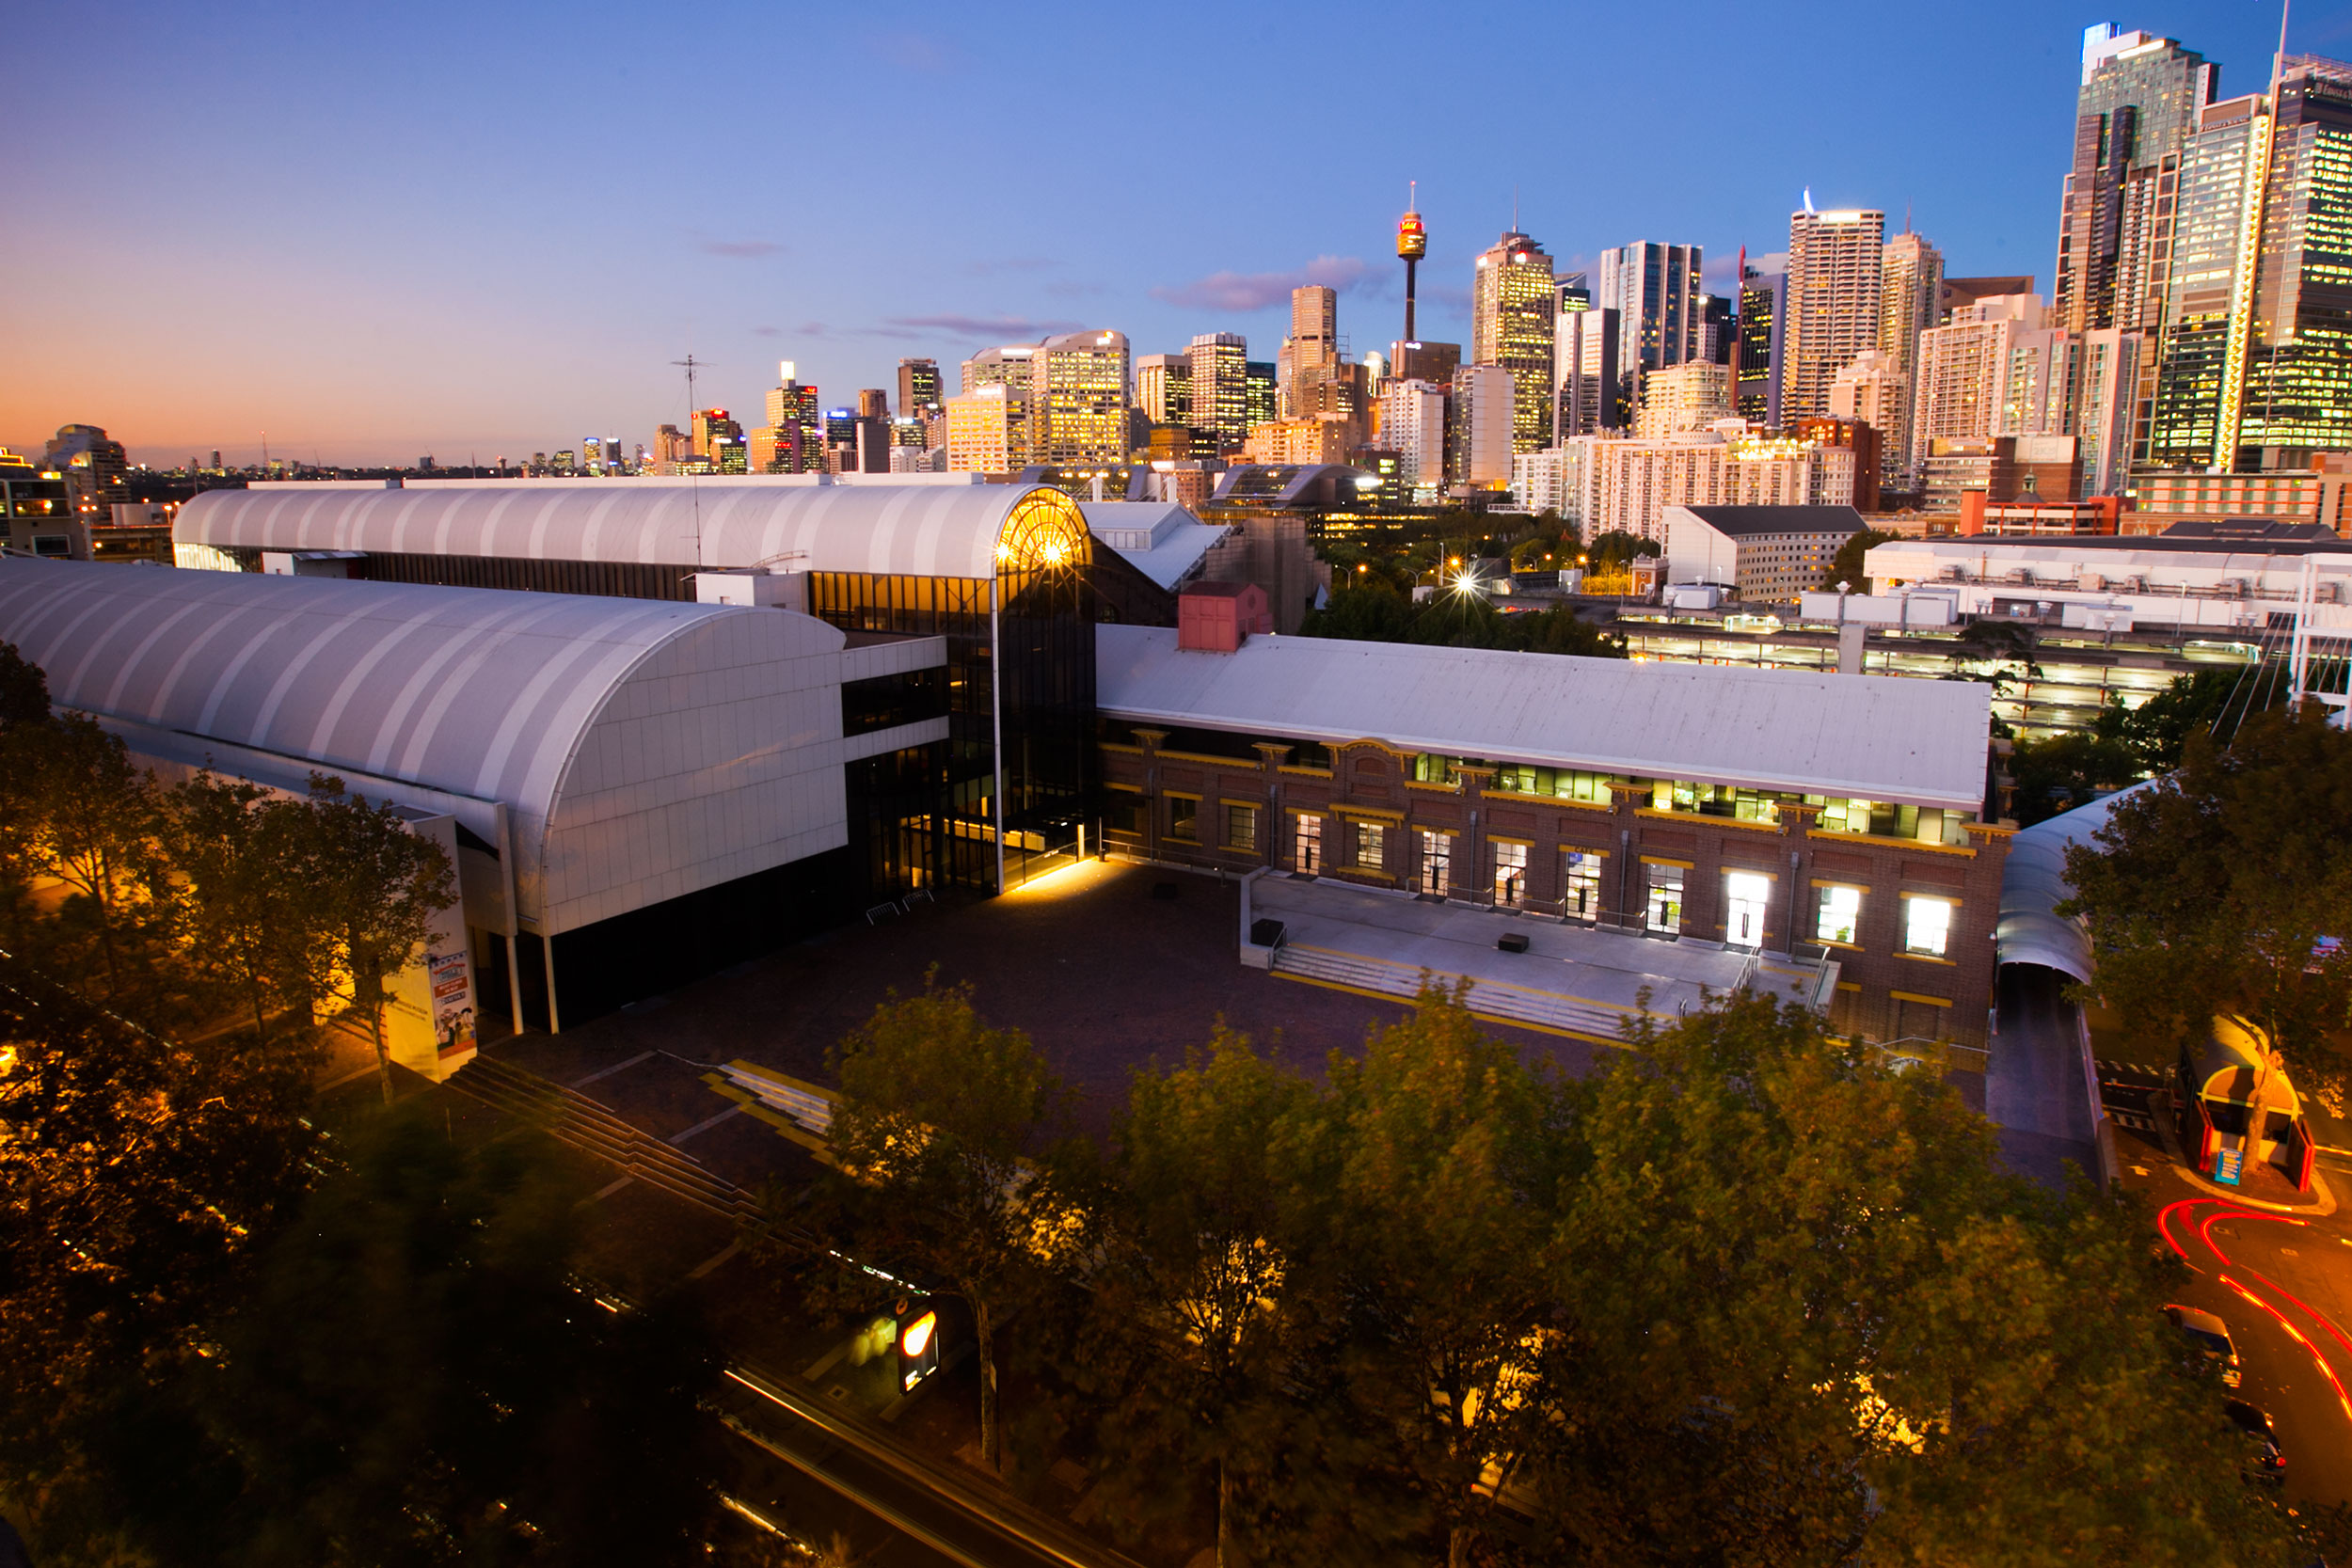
174 481 1080 581
0 560 852 933
1994 780 2158 981
1096 626 1994 810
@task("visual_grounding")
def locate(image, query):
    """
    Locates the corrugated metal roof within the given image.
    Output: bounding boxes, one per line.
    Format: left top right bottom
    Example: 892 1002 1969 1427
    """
175 481 1078 581
1096 626 1993 809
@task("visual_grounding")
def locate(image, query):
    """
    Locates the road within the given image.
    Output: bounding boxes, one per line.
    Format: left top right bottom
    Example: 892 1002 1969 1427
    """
2100 1063 2352 1506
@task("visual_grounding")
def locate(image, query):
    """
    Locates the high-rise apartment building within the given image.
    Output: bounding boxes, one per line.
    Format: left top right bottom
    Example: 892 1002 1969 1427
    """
1597 242 1703 426
1828 351 1909 492
1031 329 1131 463
1878 233 1945 390
1380 379 1448 487
2078 327 2144 495
1736 267 1787 427
1909 294 2044 475
1470 229 1558 451
1135 354 1191 427
1245 362 1278 434
1634 361 1734 436
2152 54 2352 469
898 358 943 418
1187 333 1248 447
1554 278 1620 437
1447 365 1516 486
1782 207 1886 422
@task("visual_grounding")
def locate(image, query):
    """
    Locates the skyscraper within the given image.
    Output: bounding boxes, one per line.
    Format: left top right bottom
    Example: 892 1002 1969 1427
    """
1380 379 1447 487
857 388 891 420
1597 242 1702 426
1828 351 1909 492
1908 293 2046 475
898 358 943 418
1187 333 1248 447
1032 329 1132 463
763 363 822 473
1135 354 1191 427
1471 229 1557 451
1284 284 1339 416
1736 265 1787 427
1554 277 1620 437
1782 206 1886 422
1447 365 1515 485
1877 233 1944 481
2078 327 2144 494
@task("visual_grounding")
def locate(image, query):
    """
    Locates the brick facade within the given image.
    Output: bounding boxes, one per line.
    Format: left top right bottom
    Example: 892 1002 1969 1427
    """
1101 730 2010 1052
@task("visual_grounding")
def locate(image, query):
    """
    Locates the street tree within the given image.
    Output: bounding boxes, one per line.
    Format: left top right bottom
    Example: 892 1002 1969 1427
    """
1083 1028 1350 1566
1819 527 1900 592
167 772 326 1046
1529 990 2269 1565
824 974 1070 1472
2061 705 2352 1115
7 713 168 998
1316 984 1566 1568
297 774 456 1103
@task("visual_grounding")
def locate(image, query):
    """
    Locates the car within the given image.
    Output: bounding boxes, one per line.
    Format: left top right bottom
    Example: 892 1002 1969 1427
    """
2163 1304 2243 1387
2225 1399 2285 1485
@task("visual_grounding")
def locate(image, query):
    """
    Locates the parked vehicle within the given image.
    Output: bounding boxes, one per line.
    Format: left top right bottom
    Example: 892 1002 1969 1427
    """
2163 1304 2243 1387
2225 1399 2285 1485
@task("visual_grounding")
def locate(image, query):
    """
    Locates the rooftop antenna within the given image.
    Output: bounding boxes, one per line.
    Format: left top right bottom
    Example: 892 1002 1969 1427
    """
1512 184 1519 233
2276 0 2292 87
1803 187 1816 215
671 353 704 567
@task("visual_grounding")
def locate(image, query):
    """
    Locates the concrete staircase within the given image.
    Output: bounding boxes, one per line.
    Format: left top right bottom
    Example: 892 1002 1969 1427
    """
1270 942 1647 1041
447 1054 763 1226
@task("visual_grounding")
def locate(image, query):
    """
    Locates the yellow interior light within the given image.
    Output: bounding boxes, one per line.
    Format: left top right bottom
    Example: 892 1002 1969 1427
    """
901 1311 936 1358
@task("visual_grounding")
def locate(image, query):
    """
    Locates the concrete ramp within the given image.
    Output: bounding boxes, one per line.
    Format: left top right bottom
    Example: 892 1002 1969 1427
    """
1246 875 1835 1044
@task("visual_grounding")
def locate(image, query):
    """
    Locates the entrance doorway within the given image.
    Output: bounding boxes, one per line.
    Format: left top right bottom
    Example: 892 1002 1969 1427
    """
1725 872 1771 948
1645 863 1684 936
1294 813 1322 875
1492 841 1528 907
1420 830 1451 897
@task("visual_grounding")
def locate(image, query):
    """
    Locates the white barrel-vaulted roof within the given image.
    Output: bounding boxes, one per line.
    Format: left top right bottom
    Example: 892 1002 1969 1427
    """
0 560 856 935
1096 625 1994 811
174 479 1073 581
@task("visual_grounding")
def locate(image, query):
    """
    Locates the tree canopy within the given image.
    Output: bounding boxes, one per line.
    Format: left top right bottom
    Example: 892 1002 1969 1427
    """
1300 582 1627 657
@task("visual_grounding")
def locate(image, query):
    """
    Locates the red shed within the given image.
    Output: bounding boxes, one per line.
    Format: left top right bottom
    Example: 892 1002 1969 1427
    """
1177 580 1271 653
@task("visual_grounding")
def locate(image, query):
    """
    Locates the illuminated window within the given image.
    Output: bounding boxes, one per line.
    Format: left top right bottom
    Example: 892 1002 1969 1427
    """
1226 804 1258 852
1904 896 1953 957
1357 822 1386 869
1168 797 1199 843
1645 863 1683 934
1493 841 1528 907
1817 885 1861 944
1294 813 1321 874
1563 851 1600 920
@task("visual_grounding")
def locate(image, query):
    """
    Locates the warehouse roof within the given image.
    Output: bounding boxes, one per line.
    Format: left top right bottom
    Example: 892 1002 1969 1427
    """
1995 781 2157 981
1096 626 1993 810
174 480 1091 581
0 559 851 932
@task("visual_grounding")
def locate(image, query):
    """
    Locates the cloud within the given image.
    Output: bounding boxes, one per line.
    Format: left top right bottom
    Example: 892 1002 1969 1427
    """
965 256 1060 277
752 325 784 338
699 238 784 259
1151 255 1372 312
755 322 920 341
883 312 1083 340
1043 278 1105 299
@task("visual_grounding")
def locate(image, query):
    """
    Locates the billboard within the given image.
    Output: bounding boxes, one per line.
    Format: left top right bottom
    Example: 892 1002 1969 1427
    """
385 811 478 1082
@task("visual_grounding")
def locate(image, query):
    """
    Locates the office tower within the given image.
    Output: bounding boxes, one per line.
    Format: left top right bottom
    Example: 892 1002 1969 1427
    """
1135 354 1192 426
2152 53 2352 469
961 343 1038 395
690 408 741 459
2077 327 2143 494
1245 362 1278 433
1782 206 1886 422
1555 278 1620 437
1284 284 1339 415
1597 242 1702 425
857 388 891 420
764 364 822 473
1634 362 1733 436
1186 333 1248 446
1032 328 1131 463
1828 351 1909 492
1879 232 1945 391
898 358 943 417
2055 25 2218 336
1470 229 1558 451
1697 293 1735 364
946 384 1025 473
1398 187 1426 342
653 424 691 470
1736 266 1787 427
1908 294 2044 474
582 436 606 472
1390 340 1461 386
1447 365 1515 485
1380 379 1447 486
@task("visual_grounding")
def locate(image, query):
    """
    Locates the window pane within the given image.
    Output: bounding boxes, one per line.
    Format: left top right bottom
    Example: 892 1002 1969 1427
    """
1169 798 1199 842
1904 896 1952 956
1227 804 1257 851
1816 885 1860 944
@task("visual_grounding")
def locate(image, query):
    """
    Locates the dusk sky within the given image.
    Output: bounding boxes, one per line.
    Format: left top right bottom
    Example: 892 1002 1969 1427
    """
3 0 2330 468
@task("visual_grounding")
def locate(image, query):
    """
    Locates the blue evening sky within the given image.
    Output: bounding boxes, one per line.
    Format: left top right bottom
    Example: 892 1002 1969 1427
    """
1 0 2330 466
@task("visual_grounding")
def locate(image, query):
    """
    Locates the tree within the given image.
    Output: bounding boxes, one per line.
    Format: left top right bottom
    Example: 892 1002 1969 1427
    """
2005 730 2141 827
1584 531 1659 572
1820 527 1900 591
0 949 319 1559
2061 705 2352 1115
2104 666 2289 774
1316 984 1565 1568
6 713 168 999
823 975 1070 1472
1528 990 2270 1564
1082 1029 1348 1565
138 1107 723 1567
167 772 326 1047
298 774 456 1103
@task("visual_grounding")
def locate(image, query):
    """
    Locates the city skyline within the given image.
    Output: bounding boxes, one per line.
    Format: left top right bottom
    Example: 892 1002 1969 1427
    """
1 0 2320 466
